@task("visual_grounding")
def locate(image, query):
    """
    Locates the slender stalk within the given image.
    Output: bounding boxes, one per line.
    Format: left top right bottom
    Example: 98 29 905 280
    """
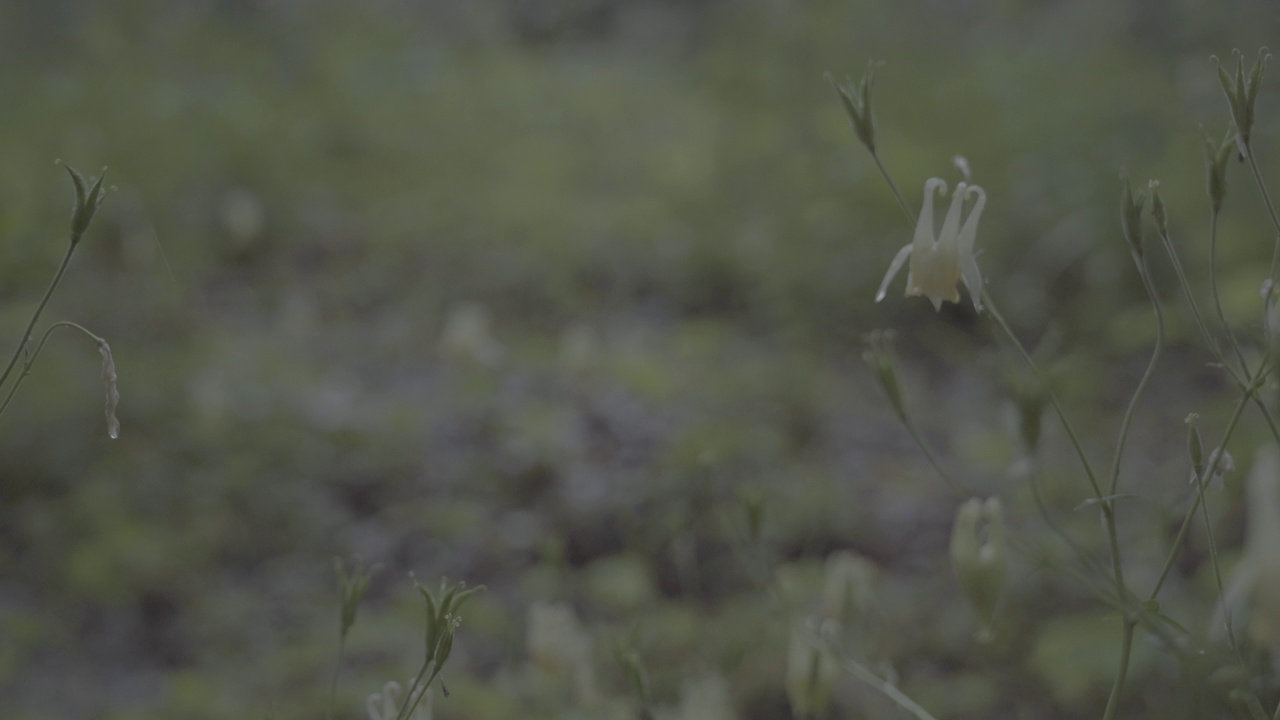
326 635 346 720
900 416 966 495
1108 252 1165 497
1101 619 1137 720
982 290 1105 500
1245 149 1280 280
871 150 914 224
0 242 77 392
839 656 940 720
1146 373 1257 602
1206 210 1251 375
0 321 103 418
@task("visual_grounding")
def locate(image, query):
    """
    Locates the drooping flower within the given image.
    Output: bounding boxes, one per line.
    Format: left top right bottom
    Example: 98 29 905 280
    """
876 178 986 312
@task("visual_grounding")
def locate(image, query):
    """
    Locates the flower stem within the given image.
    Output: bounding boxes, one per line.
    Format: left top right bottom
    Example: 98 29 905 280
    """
0 242 77 395
870 149 915 224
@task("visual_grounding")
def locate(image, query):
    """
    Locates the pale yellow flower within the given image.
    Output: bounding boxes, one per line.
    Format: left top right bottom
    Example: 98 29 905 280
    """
876 178 986 312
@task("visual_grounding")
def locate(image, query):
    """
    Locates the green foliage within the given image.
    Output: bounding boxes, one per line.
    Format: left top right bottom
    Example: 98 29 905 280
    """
8 2 1280 720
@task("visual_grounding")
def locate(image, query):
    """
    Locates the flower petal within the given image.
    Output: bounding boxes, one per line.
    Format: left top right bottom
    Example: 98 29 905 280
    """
936 182 968 253
875 244 913 303
912 178 948 253
958 185 987 311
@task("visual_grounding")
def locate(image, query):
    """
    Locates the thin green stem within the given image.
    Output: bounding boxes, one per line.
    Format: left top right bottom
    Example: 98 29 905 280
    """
1108 252 1165 497
1206 211 1251 375
870 150 914 224
1158 218 1280 447
982 290 1105 499
900 417 966 495
1101 619 1137 720
326 634 346 720
839 656 940 720
1245 148 1280 279
0 242 77 393
1195 462 1240 653
0 321 104 418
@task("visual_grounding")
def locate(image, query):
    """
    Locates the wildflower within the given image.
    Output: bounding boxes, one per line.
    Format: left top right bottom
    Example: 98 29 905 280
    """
875 178 986 312
950 497 1008 640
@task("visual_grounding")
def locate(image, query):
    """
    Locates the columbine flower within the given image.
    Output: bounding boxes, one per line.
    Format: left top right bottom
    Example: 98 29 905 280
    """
1213 446 1280 653
875 178 986 312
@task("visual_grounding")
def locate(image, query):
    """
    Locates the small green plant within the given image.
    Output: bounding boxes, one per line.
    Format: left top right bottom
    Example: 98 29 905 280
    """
0 162 117 435
823 48 1280 719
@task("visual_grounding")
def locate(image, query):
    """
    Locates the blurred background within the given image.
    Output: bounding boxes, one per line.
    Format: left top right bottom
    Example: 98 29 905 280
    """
3 0 1280 718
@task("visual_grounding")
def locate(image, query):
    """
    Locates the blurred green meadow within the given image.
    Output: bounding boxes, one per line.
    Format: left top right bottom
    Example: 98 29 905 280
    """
3 1 1280 718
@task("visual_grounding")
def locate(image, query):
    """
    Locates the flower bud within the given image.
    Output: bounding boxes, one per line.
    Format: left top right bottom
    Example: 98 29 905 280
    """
1120 180 1146 259
1216 49 1270 157
827 62 881 154
1204 131 1234 214
1264 279 1280 358
58 162 109 244
1149 182 1169 239
950 497 1008 639
1186 413 1205 477
335 557 377 640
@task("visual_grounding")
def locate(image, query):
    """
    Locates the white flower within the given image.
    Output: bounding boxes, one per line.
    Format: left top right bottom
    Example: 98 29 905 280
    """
875 178 986 312
366 680 433 720
1212 446 1280 652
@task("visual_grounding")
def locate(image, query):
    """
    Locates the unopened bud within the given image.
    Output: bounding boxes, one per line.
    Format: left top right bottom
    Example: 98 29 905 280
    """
827 62 881 154
1120 181 1146 258
58 162 109 244
1215 49 1271 157
1265 279 1280 357
1186 413 1205 477
1149 182 1169 239
1204 131 1234 214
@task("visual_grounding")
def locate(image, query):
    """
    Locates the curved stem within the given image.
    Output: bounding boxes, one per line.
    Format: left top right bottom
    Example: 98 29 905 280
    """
0 242 77 392
0 321 104 418
1108 251 1165 497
